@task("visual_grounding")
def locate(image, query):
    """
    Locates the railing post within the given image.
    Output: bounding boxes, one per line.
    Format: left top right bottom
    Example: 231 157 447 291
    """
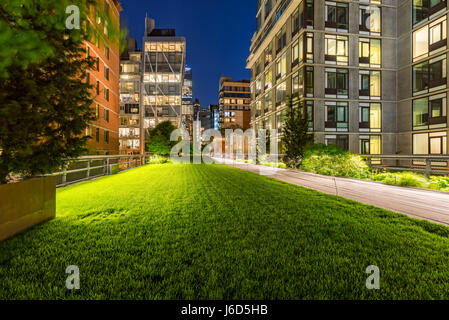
127 156 130 169
425 158 432 179
87 160 91 178
106 158 110 175
62 164 67 185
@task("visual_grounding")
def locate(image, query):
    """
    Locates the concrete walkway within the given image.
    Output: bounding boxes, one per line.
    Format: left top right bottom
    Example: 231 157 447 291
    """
216 158 449 226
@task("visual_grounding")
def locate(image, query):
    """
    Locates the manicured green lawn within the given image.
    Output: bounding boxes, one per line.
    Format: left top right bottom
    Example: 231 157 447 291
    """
1 163 449 300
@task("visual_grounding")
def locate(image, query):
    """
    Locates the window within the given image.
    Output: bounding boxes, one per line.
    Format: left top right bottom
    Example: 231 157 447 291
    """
325 102 349 131
96 81 100 95
325 68 349 97
305 100 314 130
292 71 300 97
359 103 382 132
359 38 381 67
265 70 273 90
413 94 447 130
256 101 262 118
276 25 287 54
264 44 273 66
264 91 273 114
104 45 110 59
96 128 100 142
299 32 314 63
305 66 314 97
276 82 287 106
95 104 100 119
413 17 447 61
413 55 447 95
104 88 109 101
255 78 262 97
413 0 447 25
96 57 100 72
360 136 382 155
325 135 349 150
291 9 299 37
104 109 109 123
292 41 299 66
325 34 348 65
104 130 109 144
276 53 287 79
276 109 288 130
359 70 381 98
104 67 109 81
413 132 447 154
360 6 381 34
265 0 273 19
325 2 349 31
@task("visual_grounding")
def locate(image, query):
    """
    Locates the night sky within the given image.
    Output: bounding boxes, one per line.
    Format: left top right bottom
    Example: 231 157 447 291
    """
120 0 256 108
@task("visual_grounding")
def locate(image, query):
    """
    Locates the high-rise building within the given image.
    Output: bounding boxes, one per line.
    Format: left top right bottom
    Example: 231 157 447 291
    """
247 0 448 158
142 17 187 134
118 16 189 152
182 66 194 135
119 38 143 155
218 77 252 130
85 0 122 155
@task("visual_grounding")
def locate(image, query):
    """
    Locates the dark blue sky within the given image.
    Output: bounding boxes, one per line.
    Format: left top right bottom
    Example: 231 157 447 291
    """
120 0 256 108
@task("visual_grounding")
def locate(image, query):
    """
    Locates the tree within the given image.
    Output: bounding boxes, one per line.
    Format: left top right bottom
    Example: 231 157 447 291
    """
146 121 178 156
281 97 314 168
0 0 122 184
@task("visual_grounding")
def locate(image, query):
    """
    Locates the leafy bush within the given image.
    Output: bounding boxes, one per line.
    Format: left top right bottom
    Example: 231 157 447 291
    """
147 156 170 165
301 145 370 179
373 172 428 188
428 176 449 191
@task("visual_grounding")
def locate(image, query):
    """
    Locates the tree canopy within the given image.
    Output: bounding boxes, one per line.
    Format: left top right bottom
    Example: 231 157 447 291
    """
0 0 122 183
146 121 178 156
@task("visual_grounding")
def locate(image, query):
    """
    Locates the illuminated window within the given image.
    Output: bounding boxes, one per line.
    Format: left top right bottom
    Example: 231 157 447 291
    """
413 0 447 25
359 103 381 132
359 38 381 67
325 34 348 65
360 6 381 34
413 17 447 61
360 136 382 155
359 70 381 98
413 94 447 130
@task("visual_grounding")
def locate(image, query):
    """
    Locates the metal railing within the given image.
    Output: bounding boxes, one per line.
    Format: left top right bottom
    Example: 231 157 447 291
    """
363 155 449 177
46 154 150 187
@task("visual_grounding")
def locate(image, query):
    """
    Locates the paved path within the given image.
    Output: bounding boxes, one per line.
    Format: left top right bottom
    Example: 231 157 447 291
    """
216 158 449 226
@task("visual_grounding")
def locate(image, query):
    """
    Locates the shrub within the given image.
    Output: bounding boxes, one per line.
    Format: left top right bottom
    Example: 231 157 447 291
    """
301 145 370 179
428 176 449 191
147 156 170 165
373 172 428 188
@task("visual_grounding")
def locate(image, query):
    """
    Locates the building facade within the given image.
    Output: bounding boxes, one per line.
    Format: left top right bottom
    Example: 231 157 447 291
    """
219 77 252 130
142 17 187 134
118 17 190 153
85 0 121 155
247 0 449 158
182 66 194 135
119 38 143 155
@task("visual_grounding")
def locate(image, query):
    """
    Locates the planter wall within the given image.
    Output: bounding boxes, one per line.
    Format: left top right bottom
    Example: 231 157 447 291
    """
0 176 56 242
